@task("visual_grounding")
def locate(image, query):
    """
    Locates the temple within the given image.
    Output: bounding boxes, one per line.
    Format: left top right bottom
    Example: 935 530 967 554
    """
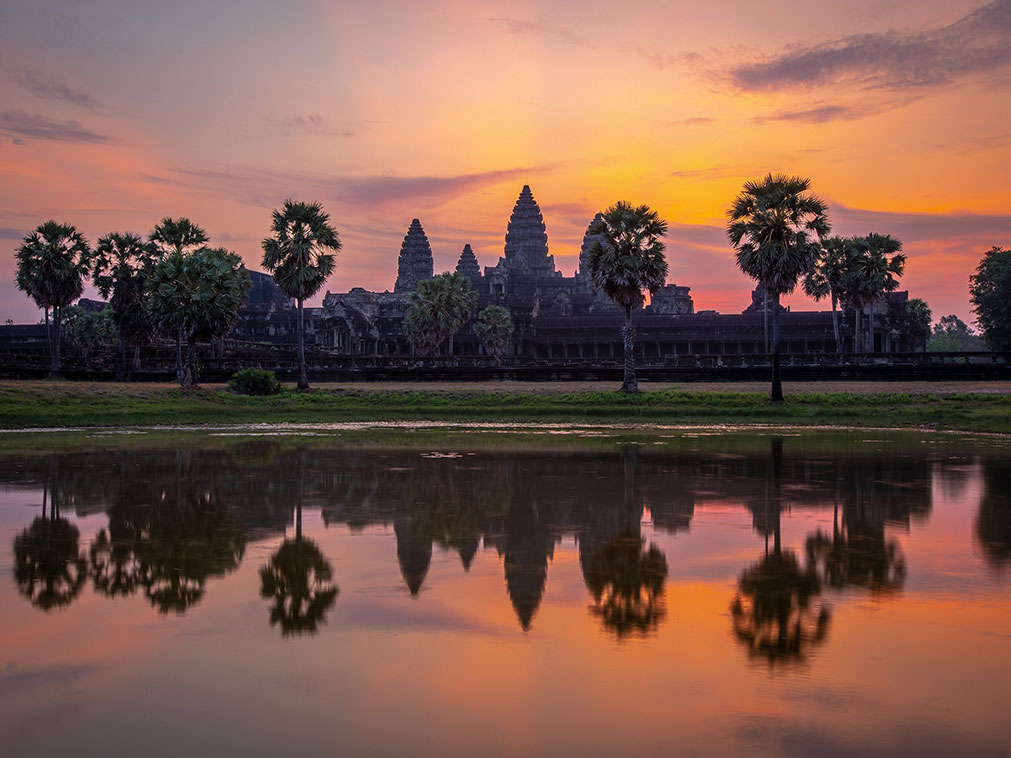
0 184 930 367
290 184 927 359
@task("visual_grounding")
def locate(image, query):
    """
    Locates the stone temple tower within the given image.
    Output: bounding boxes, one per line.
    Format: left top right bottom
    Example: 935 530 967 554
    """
501 185 555 276
577 212 606 284
456 244 481 283
394 219 434 293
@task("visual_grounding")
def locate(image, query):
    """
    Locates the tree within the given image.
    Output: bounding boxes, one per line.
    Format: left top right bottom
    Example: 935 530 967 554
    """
147 247 251 388
90 232 164 379
261 200 341 390
404 272 478 356
970 246 1011 351
14 221 91 377
803 236 855 355
61 305 118 361
473 304 514 365
905 298 932 352
728 175 829 401
149 218 210 381
586 202 668 393
841 233 905 353
927 314 985 352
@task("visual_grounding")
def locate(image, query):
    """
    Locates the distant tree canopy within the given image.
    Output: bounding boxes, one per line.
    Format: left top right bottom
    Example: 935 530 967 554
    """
147 247 250 388
473 304 514 365
405 272 478 356
927 314 986 352
61 306 118 359
970 246 1011 351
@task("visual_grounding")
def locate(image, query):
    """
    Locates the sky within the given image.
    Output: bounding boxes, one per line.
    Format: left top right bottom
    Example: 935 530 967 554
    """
1 0 1009 324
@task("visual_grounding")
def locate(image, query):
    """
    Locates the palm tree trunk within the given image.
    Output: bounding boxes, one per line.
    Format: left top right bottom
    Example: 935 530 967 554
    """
770 291 783 402
44 308 53 375
622 304 637 393
175 329 183 382
117 332 126 382
52 305 62 378
868 305 875 353
297 297 309 390
831 292 841 356
763 290 769 352
854 309 862 353
181 337 195 389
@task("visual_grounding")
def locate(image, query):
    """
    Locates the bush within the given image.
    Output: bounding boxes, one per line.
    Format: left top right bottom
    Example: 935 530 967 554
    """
228 369 281 396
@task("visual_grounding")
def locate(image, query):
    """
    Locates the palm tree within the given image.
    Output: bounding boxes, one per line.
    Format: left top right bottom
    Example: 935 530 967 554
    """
841 233 905 353
803 236 854 356
261 200 341 390
14 221 91 377
149 218 209 380
586 202 668 393
147 247 251 388
90 232 163 379
727 174 830 401
404 272 478 356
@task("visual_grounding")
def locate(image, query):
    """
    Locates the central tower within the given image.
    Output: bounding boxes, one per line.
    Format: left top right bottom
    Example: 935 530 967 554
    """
502 185 555 276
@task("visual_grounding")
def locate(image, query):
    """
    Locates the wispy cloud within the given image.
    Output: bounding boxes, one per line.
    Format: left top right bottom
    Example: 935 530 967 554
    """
0 111 111 143
490 17 591 48
752 104 858 125
729 0 1011 92
669 166 742 181
176 165 546 211
268 112 354 137
831 204 1011 243
0 227 26 240
11 70 103 109
667 116 714 127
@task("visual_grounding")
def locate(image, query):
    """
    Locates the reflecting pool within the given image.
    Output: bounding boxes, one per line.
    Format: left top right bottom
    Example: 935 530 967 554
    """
2 427 1010 756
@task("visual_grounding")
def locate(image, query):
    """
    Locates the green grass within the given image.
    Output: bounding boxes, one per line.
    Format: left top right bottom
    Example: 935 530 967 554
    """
2 381 1011 434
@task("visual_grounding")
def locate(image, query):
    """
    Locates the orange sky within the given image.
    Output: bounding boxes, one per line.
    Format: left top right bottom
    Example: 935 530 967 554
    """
1 0 1009 324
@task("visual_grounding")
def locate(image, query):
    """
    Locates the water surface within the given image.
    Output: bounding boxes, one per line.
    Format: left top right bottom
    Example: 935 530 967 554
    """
2 427 1010 756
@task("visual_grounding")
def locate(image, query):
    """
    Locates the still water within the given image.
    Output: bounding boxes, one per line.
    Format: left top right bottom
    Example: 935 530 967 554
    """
2 426 1010 756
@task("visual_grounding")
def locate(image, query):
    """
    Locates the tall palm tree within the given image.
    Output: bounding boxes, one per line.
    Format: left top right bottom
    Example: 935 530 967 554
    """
90 232 163 379
261 200 341 390
149 218 209 381
841 233 905 353
803 236 854 356
404 272 478 356
15 221 91 378
586 202 668 393
727 174 830 401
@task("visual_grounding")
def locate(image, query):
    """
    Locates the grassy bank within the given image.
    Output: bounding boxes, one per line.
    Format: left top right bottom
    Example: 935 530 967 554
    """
2 381 1011 433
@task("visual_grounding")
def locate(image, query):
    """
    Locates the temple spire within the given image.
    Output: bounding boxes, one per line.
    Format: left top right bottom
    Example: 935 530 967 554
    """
502 185 553 274
394 219 434 293
456 243 481 280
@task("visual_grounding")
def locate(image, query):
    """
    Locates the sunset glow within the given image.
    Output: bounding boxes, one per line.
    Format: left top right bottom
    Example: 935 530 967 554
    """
2 0 1009 323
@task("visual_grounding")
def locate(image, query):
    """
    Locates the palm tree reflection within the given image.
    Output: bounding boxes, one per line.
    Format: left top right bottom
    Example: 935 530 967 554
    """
12 462 87 611
260 452 338 637
730 438 830 666
581 445 669 639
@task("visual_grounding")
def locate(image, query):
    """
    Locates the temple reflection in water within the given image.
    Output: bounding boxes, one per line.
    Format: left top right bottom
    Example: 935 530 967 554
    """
6 432 1005 646
5 431 1011 755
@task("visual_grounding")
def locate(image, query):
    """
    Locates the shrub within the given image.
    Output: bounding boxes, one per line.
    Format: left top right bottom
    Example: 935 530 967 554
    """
229 368 281 396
